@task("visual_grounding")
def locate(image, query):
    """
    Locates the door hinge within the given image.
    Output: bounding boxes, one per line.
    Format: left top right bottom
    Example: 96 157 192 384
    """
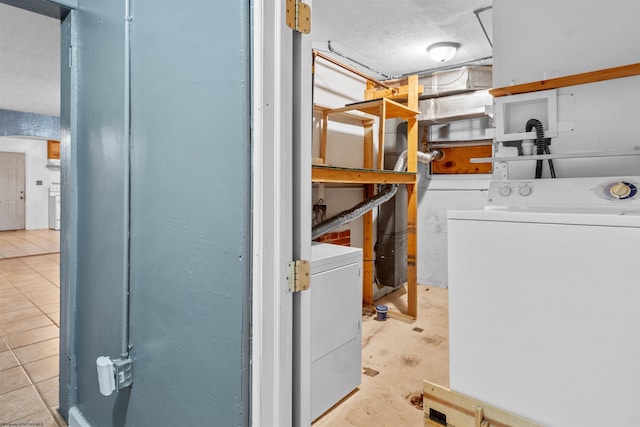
287 259 310 292
286 0 311 34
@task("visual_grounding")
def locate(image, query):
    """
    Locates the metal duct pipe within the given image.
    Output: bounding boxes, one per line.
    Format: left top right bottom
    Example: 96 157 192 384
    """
311 150 443 239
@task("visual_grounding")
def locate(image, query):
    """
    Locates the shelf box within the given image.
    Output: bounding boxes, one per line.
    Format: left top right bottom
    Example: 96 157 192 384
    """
494 89 557 142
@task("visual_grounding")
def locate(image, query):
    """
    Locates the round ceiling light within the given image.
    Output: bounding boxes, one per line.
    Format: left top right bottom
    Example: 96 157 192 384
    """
427 42 460 62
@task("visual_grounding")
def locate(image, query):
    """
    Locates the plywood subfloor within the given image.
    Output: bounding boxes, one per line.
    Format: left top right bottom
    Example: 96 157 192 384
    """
314 285 449 427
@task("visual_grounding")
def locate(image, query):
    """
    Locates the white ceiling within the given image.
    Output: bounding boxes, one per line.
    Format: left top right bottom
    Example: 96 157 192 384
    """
0 3 60 116
312 0 493 79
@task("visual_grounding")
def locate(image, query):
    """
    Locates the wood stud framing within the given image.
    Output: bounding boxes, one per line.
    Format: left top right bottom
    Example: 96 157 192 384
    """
314 74 422 319
363 84 375 307
423 381 540 427
405 74 419 318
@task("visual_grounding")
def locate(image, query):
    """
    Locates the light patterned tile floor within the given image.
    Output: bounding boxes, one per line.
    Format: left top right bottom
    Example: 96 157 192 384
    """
0 230 64 426
0 229 59 259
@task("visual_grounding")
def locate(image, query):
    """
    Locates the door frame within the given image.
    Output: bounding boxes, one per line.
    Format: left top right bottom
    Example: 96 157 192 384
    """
251 0 312 425
59 6 78 421
251 0 294 425
0 0 76 419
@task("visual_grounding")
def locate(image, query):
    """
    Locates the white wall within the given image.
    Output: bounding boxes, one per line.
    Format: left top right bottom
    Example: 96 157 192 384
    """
421 0 640 288
494 0 640 179
493 0 640 88
0 3 60 116
0 137 60 229
418 178 489 287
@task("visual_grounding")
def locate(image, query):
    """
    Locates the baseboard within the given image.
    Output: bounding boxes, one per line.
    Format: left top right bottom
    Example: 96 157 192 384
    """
68 406 92 427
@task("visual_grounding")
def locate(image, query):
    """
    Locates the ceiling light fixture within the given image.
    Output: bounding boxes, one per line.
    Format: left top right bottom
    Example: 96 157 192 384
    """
427 42 460 62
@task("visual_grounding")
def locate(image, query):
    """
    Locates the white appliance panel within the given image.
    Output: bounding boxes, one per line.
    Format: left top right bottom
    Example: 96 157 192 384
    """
311 263 361 362
448 197 640 426
310 243 362 421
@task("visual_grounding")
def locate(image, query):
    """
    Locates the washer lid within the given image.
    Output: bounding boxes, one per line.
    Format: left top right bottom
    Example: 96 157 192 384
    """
311 242 362 274
448 209 640 227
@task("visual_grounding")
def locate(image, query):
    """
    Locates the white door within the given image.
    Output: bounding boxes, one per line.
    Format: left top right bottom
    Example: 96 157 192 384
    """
0 152 26 230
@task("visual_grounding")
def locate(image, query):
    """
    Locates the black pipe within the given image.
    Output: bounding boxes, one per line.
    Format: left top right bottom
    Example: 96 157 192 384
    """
525 118 556 178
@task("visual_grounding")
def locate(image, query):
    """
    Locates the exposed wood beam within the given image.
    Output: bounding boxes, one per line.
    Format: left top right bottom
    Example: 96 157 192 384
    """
490 63 640 97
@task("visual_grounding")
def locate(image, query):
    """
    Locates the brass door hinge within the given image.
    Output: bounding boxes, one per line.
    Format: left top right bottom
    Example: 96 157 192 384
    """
287 259 310 292
286 0 311 34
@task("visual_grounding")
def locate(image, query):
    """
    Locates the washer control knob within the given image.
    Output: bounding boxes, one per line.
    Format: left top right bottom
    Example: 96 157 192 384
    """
610 182 632 199
518 184 533 197
499 185 512 197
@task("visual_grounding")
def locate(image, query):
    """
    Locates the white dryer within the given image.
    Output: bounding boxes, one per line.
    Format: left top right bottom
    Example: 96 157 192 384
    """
448 177 640 427
310 243 362 421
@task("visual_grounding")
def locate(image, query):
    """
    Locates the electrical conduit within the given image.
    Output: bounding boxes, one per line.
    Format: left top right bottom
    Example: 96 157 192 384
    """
122 0 132 358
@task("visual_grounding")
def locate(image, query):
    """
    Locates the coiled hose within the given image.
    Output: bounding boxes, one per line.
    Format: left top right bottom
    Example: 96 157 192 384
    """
525 118 556 178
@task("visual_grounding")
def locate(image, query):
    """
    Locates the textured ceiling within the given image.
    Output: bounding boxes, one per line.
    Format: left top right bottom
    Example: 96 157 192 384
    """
312 0 493 79
0 3 60 116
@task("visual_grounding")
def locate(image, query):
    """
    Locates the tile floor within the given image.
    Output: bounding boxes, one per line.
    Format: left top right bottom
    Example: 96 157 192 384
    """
0 229 60 259
0 228 450 427
0 231 64 426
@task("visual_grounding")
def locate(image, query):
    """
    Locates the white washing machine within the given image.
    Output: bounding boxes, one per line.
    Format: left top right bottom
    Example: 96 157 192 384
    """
447 177 640 427
310 243 362 421
49 183 60 230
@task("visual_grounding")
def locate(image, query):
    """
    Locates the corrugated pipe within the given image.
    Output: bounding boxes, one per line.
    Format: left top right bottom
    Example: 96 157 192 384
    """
312 150 443 239
526 118 556 179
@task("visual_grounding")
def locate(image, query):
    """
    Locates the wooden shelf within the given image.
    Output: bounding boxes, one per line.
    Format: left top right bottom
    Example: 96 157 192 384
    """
314 104 374 126
312 165 416 184
490 63 640 97
329 98 421 120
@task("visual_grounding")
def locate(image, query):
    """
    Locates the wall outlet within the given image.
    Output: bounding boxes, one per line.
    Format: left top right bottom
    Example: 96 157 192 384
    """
113 357 133 390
